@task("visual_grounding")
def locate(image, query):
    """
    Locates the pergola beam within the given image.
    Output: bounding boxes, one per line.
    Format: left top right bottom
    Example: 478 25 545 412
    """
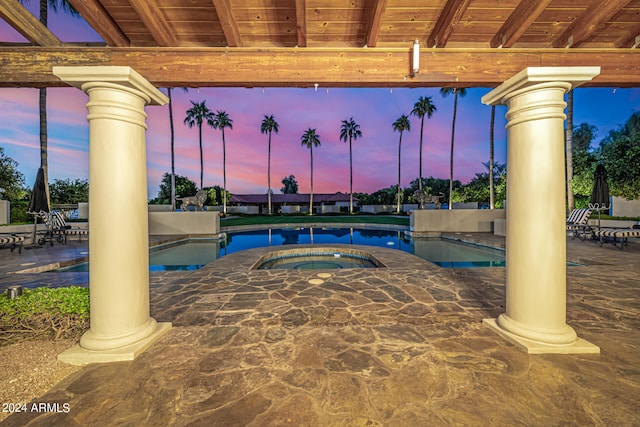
615 24 640 48
129 0 177 47
0 1 61 46
212 0 242 47
295 0 307 48
490 0 553 48
553 0 633 48
65 0 129 47
366 0 388 48
0 47 638 88
427 0 472 48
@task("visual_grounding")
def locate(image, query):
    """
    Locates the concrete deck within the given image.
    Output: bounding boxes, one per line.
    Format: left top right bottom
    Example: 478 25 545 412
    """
1 231 639 425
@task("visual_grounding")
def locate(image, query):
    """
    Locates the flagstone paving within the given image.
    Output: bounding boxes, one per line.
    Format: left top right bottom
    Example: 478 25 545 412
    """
1 232 639 426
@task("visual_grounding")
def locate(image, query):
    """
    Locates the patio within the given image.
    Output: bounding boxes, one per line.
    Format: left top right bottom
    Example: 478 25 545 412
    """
1 232 638 425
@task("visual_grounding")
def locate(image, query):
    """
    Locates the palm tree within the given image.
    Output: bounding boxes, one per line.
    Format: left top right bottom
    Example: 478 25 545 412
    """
410 96 437 193
440 87 467 209
260 115 279 215
212 110 233 215
489 105 495 209
167 88 189 210
566 89 575 212
183 100 214 189
20 0 79 207
339 117 362 214
300 128 321 215
392 115 411 214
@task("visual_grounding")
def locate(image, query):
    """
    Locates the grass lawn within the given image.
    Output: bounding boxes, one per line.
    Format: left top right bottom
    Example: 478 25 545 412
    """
221 215 410 228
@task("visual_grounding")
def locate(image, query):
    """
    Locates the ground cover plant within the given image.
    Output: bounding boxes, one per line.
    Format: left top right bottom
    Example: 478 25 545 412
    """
0 287 89 346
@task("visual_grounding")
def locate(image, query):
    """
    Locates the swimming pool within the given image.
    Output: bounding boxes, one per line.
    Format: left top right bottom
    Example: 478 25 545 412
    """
57 227 505 271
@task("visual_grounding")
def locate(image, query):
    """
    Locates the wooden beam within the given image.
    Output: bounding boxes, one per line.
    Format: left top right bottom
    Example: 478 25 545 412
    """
427 0 472 48
65 0 129 47
211 0 242 47
553 0 633 48
295 0 307 48
366 0 388 48
615 24 640 48
0 47 637 88
0 1 61 46
129 0 177 47
490 0 553 48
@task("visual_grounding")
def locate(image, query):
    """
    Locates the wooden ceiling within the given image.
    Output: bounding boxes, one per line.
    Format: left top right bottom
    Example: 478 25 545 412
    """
1 0 639 88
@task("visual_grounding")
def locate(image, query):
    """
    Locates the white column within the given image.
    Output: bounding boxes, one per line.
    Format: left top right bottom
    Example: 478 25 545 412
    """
53 66 171 365
482 67 600 354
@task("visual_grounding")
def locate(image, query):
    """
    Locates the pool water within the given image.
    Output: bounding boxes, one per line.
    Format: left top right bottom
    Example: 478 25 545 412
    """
57 227 505 271
257 252 379 270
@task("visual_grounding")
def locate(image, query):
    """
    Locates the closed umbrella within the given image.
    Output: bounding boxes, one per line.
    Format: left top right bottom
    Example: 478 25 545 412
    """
589 164 610 242
27 168 49 248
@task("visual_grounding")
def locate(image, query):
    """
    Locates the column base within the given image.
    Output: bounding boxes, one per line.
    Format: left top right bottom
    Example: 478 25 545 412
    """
58 322 172 365
483 318 599 354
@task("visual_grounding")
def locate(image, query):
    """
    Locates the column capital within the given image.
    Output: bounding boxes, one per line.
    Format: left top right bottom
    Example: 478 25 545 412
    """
481 66 600 106
53 66 168 106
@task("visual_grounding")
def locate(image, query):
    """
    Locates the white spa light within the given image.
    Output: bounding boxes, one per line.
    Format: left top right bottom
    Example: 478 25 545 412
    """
412 39 420 75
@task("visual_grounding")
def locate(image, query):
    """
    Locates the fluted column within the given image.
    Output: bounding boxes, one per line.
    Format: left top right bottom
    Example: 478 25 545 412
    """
53 66 171 364
482 67 600 354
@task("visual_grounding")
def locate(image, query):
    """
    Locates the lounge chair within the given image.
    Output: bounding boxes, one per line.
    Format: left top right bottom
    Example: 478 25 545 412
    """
0 234 24 253
37 211 88 245
591 226 640 250
566 208 592 240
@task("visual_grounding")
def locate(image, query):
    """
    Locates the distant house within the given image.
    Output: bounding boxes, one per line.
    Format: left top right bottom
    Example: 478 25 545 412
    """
229 192 357 214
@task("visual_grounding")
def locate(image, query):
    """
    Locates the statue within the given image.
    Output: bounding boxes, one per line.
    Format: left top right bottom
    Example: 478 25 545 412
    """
413 190 444 209
176 190 208 212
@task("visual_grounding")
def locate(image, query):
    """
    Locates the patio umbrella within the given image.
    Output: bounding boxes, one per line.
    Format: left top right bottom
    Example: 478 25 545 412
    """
27 167 49 248
589 164 610 242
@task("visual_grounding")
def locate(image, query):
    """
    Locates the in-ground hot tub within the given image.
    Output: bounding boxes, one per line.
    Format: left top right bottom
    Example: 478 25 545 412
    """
252 247 384 270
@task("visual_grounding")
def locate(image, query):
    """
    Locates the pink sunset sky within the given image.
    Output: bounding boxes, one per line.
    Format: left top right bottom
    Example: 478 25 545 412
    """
1 6 639 199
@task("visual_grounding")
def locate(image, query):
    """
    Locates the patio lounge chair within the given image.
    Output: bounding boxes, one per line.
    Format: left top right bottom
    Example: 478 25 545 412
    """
50 210 88 242
566 208 592 240
591 226 640 250
0 234 24 253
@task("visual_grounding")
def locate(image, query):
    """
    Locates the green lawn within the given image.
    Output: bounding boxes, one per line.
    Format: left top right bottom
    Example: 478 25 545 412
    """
220 215 410 228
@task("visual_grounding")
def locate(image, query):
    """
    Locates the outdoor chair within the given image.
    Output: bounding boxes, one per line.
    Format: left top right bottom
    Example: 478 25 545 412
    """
50 210 88 242
566 208 592 240
0 234 24 253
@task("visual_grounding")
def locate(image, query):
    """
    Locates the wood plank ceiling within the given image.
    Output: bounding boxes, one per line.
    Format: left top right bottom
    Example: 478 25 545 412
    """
1 0 639 88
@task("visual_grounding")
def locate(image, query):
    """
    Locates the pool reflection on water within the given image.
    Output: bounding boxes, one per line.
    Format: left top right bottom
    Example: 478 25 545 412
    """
58 227 505 271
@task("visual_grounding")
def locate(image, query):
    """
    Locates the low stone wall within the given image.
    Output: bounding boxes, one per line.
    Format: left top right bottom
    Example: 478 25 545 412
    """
410 209 506 234
0 200 9 225
611 196 640 217
228 206 259 215
148 212 220 236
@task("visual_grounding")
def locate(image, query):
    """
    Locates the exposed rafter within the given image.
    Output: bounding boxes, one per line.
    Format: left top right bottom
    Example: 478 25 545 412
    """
427 0 472 48
1 47 638 88
365 0 388 48
553 0 633 48
490 0 553 48
615 24 640 49
295 0 307 48
129 0 177 47
0 1 61 46
212 0 242 47
65 0 129 47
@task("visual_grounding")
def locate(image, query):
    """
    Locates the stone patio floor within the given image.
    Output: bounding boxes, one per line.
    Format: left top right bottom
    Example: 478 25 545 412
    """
1 231 639 426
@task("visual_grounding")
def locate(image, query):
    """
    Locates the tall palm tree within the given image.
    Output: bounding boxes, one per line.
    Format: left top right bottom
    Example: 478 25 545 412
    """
260 115 279 215
212 110 233 215
20 0 79 206
167 88 189 210
565 89 575 212
184 100 214 189
300 128 321 215
339 117 362 214
440 87 467 209
410 96 437 193
392 115 411 214
489 105 495 209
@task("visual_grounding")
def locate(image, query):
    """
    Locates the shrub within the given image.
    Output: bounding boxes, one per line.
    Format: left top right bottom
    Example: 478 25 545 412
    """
0 286 89 346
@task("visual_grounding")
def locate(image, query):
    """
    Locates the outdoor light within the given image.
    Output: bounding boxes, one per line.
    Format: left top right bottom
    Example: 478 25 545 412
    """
412 39 420 75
